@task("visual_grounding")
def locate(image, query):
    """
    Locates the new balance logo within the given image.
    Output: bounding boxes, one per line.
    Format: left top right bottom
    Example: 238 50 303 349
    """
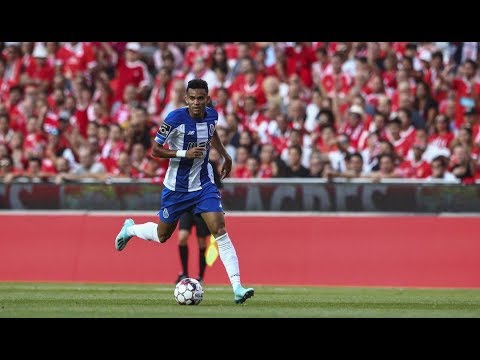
187 131 195 135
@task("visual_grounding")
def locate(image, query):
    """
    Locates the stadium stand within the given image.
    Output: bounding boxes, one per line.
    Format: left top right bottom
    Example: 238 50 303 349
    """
1 42 479 184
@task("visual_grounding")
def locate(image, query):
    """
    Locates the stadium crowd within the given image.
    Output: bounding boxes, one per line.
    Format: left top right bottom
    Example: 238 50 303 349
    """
0 41 479 184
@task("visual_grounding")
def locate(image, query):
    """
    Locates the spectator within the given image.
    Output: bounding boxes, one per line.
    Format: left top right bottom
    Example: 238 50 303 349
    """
398 142 432 179
238 130 257 156
153 42 184 73
304 87 327 132
366 153 405 182
238 95 268 143
56 42 97 82
328 133 354 173
262 76 283 114
140 157 167 183
224 112 241 147
232 145 251 178
210 45 229 74
451 125 480 160
130 142 149 177
413 80 438 128
22 43 55 94
113 42 152 104
339 104 366 150
426 155 459 182
2 43 22 94
449 144 477 184
216 126 236 160
230 43 253 78
386 117 411 159
212 86 232 128
147 66 173 123
101 123 125 161
284 144 309 178
308 151 331 178
245 156 259 178
184 56 217 91
257 143 277 178
56 145 106 183
311 47 331 86
124 106 154 152
111 84 139 127
158 79 186 123
0 156 13 179
327 152 365 180
108 151 139 179
0 114 13 144
314 124 337 154
428 113 454 150
279 128 310 168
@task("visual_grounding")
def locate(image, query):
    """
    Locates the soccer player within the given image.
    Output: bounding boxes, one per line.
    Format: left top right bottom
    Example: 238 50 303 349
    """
115 78 254 304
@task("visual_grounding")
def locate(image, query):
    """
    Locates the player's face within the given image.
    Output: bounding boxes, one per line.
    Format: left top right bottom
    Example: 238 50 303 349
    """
186 88 209 118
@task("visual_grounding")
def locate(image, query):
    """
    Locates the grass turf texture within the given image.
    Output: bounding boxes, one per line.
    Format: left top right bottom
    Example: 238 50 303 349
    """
1 282 479 318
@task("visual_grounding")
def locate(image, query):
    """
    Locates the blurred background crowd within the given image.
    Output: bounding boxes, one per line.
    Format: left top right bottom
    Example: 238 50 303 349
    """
0 41 479 185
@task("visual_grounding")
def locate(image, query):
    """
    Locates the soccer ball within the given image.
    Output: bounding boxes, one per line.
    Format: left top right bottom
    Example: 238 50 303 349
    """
174 278 204 305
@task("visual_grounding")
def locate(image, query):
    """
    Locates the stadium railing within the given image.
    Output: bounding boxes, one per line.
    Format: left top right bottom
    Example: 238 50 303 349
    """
0 177 477 212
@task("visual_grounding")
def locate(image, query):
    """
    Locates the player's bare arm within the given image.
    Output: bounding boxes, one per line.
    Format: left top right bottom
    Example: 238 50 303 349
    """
210 130 232 179
151 142 205 159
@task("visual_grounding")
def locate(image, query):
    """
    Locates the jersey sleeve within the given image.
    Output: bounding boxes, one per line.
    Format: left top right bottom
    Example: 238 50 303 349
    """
206 106 219 127
154 111 178 145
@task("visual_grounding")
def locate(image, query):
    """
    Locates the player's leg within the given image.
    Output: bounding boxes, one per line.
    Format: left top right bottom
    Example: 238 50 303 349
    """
193 214 210 283
176 212 194 282
115 187 183 251
197 193 254 304
115 218 172 251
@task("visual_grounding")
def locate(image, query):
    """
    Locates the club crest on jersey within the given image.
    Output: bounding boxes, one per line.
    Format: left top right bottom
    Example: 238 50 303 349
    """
209 124 215 137
163 208 169 219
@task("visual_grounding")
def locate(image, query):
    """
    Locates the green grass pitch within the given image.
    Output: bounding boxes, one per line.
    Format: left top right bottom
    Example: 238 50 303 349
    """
1 282 479 318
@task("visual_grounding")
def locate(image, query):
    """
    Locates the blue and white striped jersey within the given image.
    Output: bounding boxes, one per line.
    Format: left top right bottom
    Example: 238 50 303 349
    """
154 106 218 192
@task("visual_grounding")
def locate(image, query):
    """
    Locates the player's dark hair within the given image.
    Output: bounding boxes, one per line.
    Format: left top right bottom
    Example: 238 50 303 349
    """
187 79 209 93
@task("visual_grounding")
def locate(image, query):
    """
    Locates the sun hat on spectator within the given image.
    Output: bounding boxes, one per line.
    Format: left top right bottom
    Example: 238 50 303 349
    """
4 42 20 47
349 104 364 117
32 43 47 58
126 42 141 52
